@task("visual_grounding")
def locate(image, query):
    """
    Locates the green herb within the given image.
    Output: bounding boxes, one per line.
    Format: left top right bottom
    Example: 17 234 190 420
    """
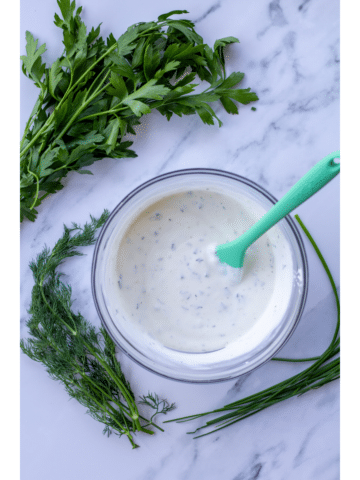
165 214 340 438
20 211 175 448
139 392 177 424
20 0 258 222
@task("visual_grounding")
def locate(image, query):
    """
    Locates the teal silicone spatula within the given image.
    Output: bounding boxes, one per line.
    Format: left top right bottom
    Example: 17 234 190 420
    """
216 151 340 268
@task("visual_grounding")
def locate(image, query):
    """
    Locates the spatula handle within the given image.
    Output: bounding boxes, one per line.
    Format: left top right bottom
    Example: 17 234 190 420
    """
240 151 340 250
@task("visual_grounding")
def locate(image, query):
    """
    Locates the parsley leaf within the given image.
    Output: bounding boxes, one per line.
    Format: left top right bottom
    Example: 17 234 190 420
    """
20 0 258 222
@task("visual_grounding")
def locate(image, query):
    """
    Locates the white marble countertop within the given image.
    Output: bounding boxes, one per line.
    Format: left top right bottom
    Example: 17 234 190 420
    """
20 0 340 478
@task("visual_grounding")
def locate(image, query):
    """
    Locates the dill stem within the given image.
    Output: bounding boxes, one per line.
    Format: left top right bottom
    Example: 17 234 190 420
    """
25 327 133 438
76 369 134 421
82 342 136 412
38 281 150 435
39 285 77 335
32 316 155 443
74 379 138 447
84 341 151 434
75 331 154 435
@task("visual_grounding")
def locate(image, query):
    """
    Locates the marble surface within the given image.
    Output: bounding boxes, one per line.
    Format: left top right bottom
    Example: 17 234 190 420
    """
20 0 340 478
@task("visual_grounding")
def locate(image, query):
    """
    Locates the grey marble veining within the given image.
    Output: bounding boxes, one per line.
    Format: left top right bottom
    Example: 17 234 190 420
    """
20 0 340 479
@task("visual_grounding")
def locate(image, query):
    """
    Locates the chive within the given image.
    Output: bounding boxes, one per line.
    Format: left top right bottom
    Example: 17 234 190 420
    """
164 214 340 438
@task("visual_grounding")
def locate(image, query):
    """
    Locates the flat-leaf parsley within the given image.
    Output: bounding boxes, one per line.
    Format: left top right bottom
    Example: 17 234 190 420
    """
20 0 258 222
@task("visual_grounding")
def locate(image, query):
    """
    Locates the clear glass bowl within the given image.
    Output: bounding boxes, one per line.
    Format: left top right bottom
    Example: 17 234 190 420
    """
91 169 308 383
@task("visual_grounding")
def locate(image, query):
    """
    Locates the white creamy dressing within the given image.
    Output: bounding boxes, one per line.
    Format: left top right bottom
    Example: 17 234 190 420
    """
107 189 294 354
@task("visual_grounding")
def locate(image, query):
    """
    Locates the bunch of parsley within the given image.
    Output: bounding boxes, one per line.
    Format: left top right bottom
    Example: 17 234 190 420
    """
20 0 258 222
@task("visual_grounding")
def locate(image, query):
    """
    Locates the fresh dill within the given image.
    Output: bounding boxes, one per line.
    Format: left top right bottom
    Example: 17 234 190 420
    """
139 393 176 425
20 211 174 448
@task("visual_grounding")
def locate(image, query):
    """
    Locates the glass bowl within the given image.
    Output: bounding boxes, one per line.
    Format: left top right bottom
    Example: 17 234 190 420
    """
91 169 308 383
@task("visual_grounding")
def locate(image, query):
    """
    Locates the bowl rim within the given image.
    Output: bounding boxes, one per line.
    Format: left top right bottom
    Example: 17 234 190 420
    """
91 168 309 383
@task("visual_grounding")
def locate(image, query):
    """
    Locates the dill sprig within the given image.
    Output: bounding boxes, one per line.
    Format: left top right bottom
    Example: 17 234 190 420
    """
139 393 176 425
164 214 340 438
21 211 174 448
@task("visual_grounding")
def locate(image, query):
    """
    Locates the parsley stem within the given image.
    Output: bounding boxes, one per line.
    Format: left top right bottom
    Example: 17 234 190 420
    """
53 77 111 146
82 84 221 123
20 4 259 223
20 94 44 150
79 105 128 122
27 169 39 210
20 112 54 157
84 66 108 101
20 44 118 159
92 70 111 96
62 43 118 104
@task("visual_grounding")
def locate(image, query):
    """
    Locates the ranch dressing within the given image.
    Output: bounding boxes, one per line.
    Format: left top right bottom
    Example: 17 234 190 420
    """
109 189 294 353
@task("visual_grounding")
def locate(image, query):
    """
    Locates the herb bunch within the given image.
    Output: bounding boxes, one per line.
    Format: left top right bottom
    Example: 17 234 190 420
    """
20 211 175 448
165 215 340 438
20 0 259 222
